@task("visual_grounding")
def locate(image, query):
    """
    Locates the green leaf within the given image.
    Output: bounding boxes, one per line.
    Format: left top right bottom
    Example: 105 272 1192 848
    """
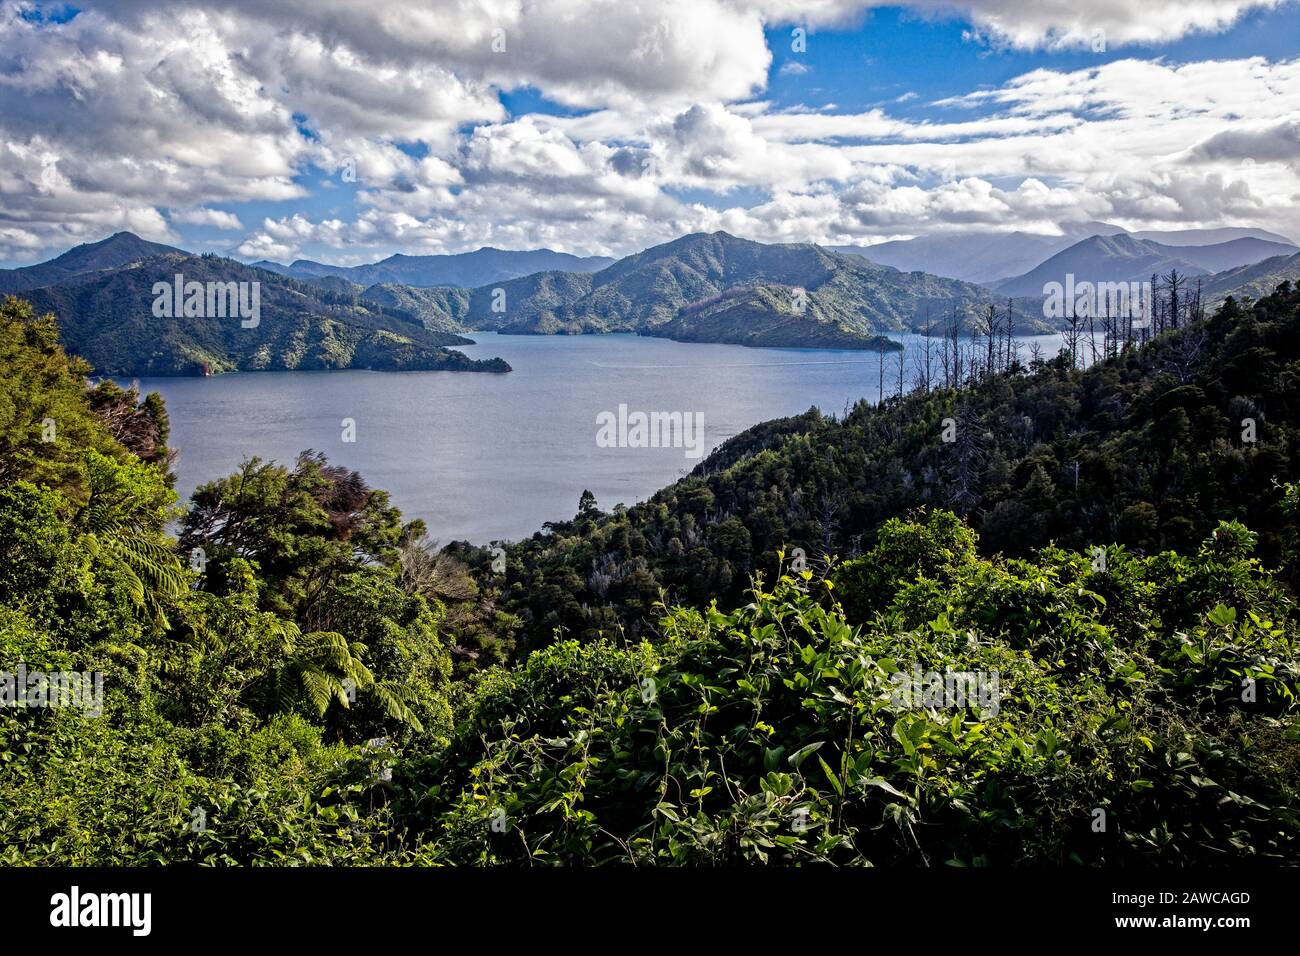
787 741 825 769
818 756 844 796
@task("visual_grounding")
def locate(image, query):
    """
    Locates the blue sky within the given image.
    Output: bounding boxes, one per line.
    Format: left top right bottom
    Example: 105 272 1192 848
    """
2 0 1299 267
763 4 1300 116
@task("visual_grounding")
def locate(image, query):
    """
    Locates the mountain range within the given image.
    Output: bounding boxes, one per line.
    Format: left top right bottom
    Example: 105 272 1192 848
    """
400 231 1007 342
992 233 1300 298
4 224 1297 376
252 247 614 289
833 223 1296 285
830 231 1081 284
0 235 510 376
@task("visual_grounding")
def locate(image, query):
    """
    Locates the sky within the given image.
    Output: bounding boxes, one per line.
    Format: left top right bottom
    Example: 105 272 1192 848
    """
1 0 1299 267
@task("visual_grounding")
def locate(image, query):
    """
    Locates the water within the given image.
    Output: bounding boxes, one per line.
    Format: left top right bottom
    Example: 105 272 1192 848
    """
123 331 1065 544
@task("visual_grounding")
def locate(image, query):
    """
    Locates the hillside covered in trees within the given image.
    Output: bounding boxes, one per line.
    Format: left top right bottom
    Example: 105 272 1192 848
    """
2 234 511 377
404 231 1012 339
1 283 1298 866
461 282 1300 659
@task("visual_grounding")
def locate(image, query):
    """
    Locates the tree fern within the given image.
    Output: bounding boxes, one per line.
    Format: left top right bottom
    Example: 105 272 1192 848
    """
75 448 185 630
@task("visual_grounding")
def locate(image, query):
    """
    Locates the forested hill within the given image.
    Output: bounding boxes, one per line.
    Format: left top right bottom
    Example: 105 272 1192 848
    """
411 231 1010 339
464 283 1300 654
2 290 1298 866
19 252 511 376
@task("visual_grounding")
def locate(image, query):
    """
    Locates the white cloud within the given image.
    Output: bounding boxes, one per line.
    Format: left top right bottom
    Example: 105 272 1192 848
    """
169 207 243 229
749 1 1287 49
1 1 1298 264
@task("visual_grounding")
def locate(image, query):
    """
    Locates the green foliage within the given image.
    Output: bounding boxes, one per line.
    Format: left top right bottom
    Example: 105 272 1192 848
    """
0 303 456 863
0 296 132 500
481 281 1300 655
836 510 979 622
648 281 911 349
4 283 1300 867
402 515 1300 865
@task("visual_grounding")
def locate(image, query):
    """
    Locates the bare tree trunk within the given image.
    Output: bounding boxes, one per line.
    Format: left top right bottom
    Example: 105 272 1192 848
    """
877 340 885 404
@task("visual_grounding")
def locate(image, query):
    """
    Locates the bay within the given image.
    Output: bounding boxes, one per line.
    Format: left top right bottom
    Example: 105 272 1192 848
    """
123 331 1065 544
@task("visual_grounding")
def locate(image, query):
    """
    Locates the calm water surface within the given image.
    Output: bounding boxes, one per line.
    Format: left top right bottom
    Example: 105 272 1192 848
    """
125 331 1064 544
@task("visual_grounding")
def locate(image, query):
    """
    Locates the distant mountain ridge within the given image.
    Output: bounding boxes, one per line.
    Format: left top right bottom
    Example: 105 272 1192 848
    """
1165 236 1300 273
830 232 1080 284
1129 226 1296 247
992 233 1298 298
253 246 614 289
833 224 1294 285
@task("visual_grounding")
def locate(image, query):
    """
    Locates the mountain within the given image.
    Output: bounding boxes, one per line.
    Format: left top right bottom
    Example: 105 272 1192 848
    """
830 232 1082 284
644 283 905 350
420 231 1018 339
993 233 1298 299
249 269 475 333
17 251 509 376
0 232 185 293
1201 251 1300 307
993 234 1210 298
830 224 1294 286
1156 236 1298 273
355 283 474 334
1130 226 1296 246
255 247 615 289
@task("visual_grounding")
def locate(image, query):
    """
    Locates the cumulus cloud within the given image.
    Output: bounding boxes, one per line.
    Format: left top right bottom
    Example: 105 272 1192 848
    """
96 0 773 108
1192 119 1300 164
749 0 1287 49
169 207 244 229
1 0 1298 264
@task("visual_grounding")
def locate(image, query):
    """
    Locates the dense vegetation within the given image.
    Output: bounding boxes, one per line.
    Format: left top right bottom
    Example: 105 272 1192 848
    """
1204 251 1300 310
1 281 1298 866
646 282 905 350
0 296 457 862
465 282 1300 658
410 514 1299 864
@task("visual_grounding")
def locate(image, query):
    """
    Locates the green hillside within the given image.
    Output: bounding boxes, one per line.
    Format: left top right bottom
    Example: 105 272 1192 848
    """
20 253 509 376
1203 252 1300 308
416 232 1024 339
461 281 1300 655
648 283 906 349
1 284 1297 866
